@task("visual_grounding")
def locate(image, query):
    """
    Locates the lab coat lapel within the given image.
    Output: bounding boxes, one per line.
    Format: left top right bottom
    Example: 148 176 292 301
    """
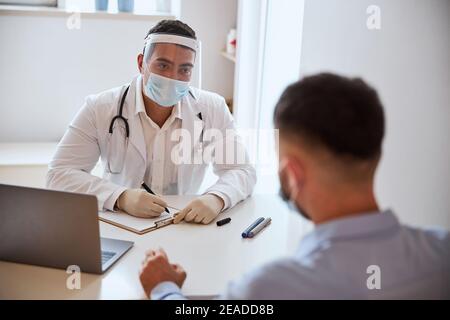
123 77 147 163
178 91 202 194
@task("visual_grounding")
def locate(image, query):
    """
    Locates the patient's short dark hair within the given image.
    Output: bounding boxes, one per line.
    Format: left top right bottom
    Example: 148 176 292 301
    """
274 73 385 160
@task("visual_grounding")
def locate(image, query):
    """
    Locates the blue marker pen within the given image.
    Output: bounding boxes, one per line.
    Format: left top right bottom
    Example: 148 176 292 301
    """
241 217 265 238
247 218 272 238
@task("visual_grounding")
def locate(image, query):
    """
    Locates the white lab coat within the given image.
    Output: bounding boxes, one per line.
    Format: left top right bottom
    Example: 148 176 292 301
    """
46 76 256 211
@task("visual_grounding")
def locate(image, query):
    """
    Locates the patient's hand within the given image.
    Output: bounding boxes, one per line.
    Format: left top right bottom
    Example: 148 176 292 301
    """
139 248 186 298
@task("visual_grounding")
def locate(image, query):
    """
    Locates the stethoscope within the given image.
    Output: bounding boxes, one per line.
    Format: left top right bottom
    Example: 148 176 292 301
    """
109 85 131 140
107 84 203 173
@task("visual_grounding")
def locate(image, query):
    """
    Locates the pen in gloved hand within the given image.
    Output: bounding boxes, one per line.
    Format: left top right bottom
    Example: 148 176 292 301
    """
141 182 170 214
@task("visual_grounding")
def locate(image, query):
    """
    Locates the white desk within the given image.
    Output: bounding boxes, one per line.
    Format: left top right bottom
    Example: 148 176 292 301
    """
0 195 311 299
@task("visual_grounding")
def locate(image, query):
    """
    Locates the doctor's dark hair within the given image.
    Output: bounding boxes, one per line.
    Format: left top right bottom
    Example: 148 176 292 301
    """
143 20 196 57
274 73 385 160
145 19 196 39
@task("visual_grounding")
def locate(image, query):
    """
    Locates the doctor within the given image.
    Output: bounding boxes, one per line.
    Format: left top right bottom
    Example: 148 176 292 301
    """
46 20 256 224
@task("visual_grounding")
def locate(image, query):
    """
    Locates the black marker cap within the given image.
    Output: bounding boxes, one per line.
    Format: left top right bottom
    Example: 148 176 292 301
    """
216 217 231 226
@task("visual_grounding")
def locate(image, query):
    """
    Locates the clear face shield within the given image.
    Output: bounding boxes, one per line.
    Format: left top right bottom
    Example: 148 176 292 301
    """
106 34 202 174
142 33 202 107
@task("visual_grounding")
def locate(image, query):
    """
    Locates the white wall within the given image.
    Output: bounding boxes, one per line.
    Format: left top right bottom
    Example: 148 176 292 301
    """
233 0 305 195
0 13 160 142
300 0 450 228
179 0 237 99
0 0 237 142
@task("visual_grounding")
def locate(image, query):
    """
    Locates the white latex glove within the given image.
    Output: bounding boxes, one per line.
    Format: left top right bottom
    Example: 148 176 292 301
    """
174 194 224 225
116 189 168 218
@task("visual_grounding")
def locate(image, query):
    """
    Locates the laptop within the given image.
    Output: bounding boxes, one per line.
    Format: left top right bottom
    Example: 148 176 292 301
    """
0 184 133 274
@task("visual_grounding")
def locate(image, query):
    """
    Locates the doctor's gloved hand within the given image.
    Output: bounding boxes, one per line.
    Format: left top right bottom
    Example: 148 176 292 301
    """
174 194 224 225
116 189 168 218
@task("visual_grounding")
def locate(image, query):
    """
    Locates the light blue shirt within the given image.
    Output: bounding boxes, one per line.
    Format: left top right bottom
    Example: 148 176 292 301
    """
151 210 450 299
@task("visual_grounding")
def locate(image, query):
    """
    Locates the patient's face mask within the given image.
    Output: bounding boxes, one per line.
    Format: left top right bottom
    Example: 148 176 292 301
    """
278 161 312 221
143 72 190 107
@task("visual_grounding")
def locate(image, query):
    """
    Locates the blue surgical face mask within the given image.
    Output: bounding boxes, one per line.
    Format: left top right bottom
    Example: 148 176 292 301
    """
279 186 311 221
143 73 190 107
278 166 312 221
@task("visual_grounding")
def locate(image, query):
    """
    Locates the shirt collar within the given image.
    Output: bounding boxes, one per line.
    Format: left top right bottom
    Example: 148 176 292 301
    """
135 75 183 120
296 209 399 258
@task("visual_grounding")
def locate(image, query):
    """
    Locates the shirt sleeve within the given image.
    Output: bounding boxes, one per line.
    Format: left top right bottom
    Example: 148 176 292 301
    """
205 190 231 211
104 186 127 211
150 281 187 300
46 95 129 211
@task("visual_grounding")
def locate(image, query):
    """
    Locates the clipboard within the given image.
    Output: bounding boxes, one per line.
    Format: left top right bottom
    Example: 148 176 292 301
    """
98 205 180 235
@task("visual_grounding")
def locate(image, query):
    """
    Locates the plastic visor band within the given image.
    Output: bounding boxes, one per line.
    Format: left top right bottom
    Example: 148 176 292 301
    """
144 33 199 52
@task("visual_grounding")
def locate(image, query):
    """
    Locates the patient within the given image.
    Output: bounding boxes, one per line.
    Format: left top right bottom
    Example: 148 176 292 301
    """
138 73 450 299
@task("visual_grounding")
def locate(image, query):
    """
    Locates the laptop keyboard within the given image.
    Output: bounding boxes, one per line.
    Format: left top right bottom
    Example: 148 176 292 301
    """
101 251 116 265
